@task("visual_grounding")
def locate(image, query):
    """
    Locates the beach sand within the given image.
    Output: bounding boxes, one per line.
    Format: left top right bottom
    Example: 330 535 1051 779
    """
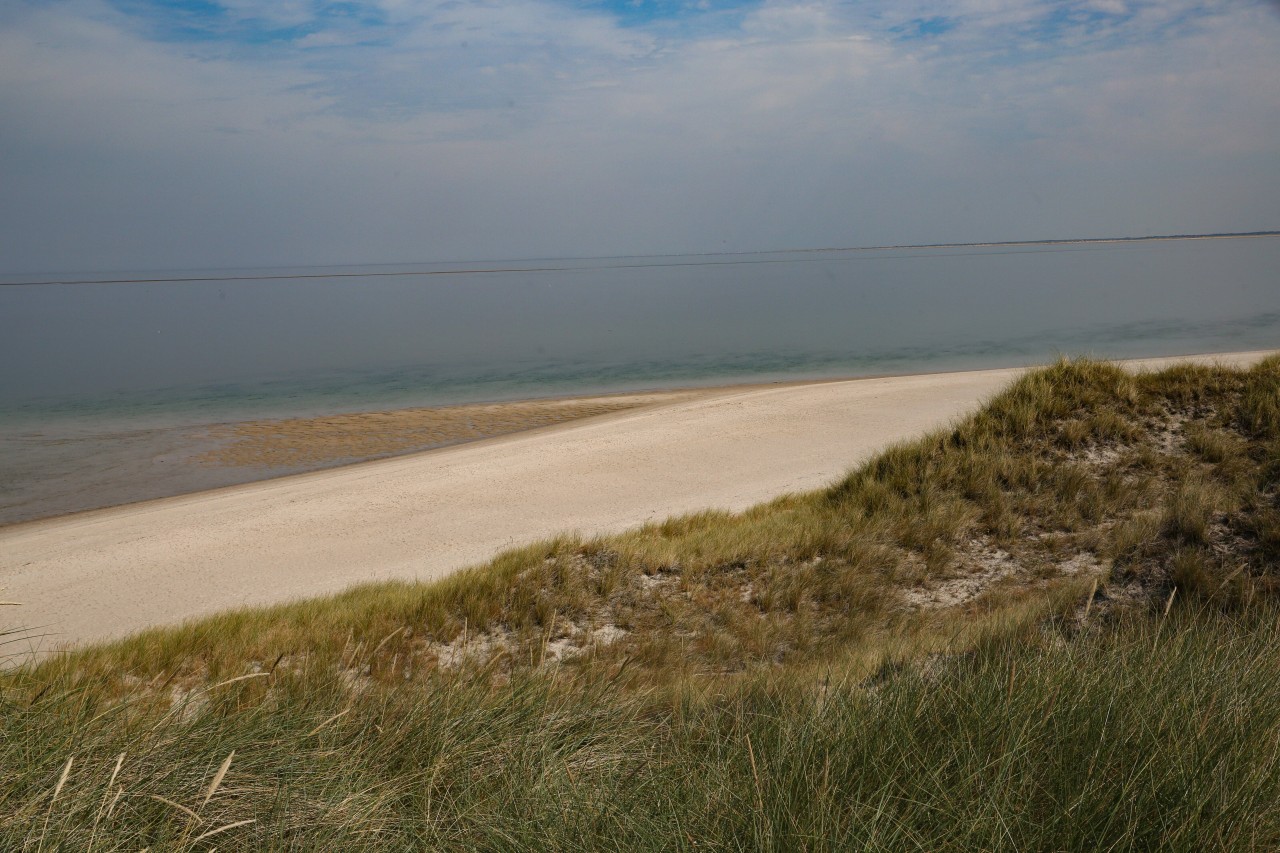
1 350 1273 653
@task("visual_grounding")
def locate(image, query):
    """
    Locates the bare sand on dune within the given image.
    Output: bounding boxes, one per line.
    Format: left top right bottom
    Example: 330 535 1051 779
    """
1 351 1272 652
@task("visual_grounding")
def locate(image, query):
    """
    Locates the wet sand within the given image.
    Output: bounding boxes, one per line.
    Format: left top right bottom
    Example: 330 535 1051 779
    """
1 350 1273 654
0 391 698 526
194 392 700 468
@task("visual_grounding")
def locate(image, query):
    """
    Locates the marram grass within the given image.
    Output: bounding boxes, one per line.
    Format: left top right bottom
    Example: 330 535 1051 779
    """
6 608 1280 850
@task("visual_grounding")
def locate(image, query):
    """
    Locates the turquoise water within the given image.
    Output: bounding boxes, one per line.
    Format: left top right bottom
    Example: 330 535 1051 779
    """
2 237 1278 523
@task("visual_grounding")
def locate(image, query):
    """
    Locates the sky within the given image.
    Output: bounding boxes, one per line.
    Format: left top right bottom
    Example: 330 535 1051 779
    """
1 0 1278 272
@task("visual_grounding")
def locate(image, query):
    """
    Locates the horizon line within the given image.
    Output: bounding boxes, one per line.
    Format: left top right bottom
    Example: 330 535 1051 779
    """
3 230 1277 288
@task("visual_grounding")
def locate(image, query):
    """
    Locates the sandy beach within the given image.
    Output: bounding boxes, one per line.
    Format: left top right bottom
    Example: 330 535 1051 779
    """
1 351 1273 653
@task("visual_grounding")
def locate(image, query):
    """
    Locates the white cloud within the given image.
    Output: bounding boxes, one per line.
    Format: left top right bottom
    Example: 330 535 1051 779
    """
0 0 1276 270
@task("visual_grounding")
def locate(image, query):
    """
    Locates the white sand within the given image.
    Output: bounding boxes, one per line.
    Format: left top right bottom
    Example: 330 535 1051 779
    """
1 351 1272 652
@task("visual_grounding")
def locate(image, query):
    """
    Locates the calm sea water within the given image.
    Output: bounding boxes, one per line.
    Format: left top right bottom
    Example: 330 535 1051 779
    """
2 237 1278 524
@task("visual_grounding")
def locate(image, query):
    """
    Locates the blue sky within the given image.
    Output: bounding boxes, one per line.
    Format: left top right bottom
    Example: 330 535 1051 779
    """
0 0 1277 270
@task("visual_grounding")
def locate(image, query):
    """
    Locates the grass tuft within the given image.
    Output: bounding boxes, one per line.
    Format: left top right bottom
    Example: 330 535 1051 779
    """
1162 477 1217 545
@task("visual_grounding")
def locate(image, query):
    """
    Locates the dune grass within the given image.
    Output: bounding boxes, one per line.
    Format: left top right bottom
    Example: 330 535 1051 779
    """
3 354 1279 849
7 607 1280 850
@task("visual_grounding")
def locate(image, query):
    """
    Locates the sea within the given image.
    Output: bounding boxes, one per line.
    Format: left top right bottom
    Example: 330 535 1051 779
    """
2 236 1278 525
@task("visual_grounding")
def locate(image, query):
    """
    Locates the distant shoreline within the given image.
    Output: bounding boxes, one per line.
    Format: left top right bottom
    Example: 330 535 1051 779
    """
4 230 1277 287
782 230 1280 256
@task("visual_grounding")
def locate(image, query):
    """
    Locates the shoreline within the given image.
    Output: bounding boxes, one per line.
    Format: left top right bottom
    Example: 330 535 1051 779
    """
1 349 1274 653
5 345 1272 531
0 388 725 530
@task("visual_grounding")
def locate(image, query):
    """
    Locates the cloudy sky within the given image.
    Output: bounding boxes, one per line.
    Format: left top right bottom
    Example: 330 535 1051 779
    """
1 0 1277 272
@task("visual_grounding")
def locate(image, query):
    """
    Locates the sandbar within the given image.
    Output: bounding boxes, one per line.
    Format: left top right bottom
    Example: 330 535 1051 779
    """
194 391 702 469
1 350 1273 653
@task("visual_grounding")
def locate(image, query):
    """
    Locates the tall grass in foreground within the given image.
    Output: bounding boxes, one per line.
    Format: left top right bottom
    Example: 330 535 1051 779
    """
5 607 1280 850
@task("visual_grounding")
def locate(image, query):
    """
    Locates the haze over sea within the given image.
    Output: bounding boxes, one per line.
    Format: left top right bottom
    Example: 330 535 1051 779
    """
2 235 1278 525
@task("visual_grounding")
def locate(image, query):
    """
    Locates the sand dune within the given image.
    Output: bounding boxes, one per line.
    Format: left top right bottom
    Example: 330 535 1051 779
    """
1 351 1272 652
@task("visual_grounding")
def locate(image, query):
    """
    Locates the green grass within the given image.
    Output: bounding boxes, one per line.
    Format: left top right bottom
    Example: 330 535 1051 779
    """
3 355 1280 849
7 608 1280 850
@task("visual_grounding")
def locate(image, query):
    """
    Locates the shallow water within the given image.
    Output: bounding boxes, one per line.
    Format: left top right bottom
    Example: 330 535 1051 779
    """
2 237 1278 524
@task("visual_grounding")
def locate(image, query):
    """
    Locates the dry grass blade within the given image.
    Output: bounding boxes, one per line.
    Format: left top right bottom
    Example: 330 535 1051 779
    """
1153 587 1179 651
38 755 75 853
51 756 74 803
149 795 202 823
190 819 256 844
106 787 123 819
371 626 405 657
0 601 22 606
306 708 351 738
202 751 235 809
207 672 269 690
746 735 764 815
88 753 127 851
87 694 150 726
1218 564 1247 592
